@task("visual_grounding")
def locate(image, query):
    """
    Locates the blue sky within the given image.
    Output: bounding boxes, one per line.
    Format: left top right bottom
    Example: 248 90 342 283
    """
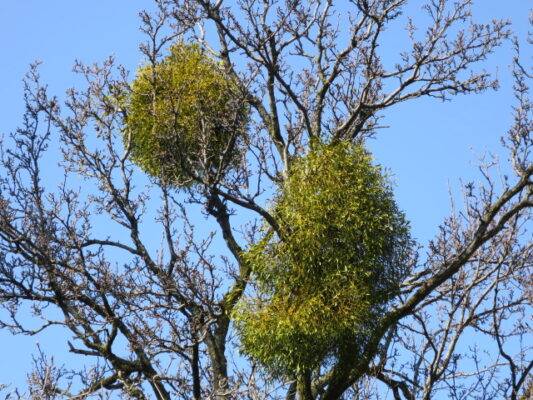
0 0 531 393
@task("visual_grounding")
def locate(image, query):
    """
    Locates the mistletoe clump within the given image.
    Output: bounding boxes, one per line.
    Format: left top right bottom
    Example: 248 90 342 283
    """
234 141 412 373
125 43 248 186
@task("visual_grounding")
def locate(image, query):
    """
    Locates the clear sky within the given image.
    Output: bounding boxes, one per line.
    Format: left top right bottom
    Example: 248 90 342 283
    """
0 0 531 393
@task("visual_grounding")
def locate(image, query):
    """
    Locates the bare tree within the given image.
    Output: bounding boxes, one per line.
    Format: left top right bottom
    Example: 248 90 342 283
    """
0 1 530 399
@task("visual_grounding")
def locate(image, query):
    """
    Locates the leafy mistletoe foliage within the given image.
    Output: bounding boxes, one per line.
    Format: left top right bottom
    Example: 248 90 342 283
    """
234 141 413 373
125 43 248 186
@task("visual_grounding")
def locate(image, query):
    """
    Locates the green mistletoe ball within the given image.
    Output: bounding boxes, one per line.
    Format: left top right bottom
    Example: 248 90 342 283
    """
125 43 248 186
234 141 412 373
